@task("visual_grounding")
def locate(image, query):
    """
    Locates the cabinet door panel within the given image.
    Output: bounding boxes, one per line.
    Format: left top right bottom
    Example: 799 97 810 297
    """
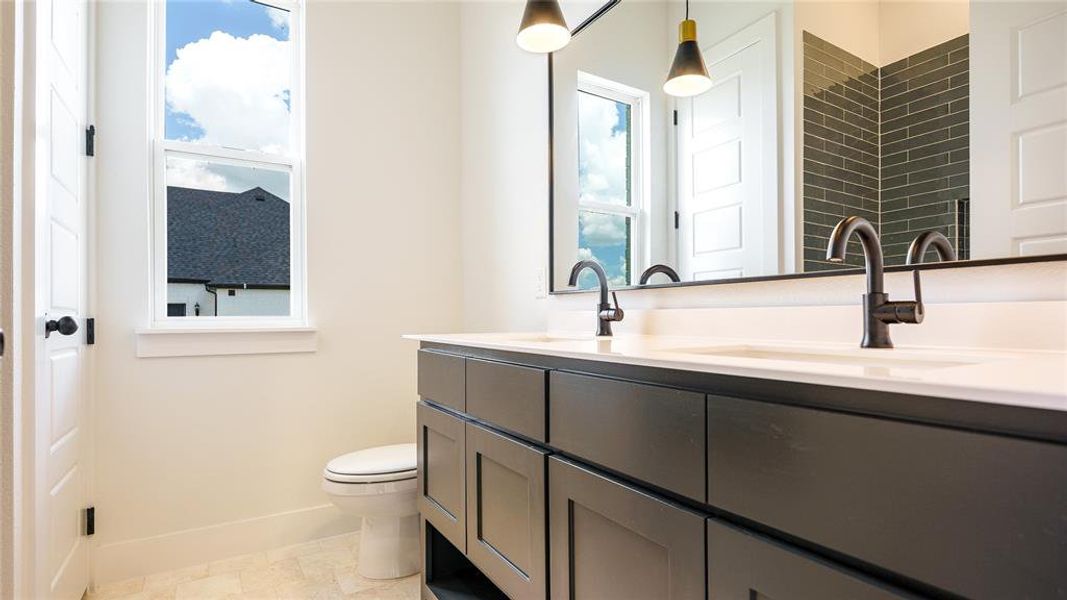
708 395 1067 599
418 350 466 411
708 519 911 600
549 457 704 600
466 358 547 442
418 402 466 552
466 423 548 600
550 372 705 501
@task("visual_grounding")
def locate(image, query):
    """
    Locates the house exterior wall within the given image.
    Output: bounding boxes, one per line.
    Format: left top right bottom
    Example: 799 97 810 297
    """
167 282 215 317
215 287 290 317
166 283 290 317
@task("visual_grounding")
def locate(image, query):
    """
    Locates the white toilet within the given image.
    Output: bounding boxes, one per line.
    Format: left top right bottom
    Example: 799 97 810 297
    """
322 443 419 579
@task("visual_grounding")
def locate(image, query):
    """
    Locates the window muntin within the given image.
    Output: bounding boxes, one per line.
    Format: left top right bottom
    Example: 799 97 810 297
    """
154 0 304 325
575 75 647 289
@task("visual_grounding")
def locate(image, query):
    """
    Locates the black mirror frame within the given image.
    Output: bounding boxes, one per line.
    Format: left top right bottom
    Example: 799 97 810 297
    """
546 1 1067 295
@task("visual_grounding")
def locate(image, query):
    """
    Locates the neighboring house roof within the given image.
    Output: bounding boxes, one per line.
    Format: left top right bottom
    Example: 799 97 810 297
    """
167 186 290 288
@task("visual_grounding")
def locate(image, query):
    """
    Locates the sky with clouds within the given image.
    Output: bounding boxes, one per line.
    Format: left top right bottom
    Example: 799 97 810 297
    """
577 91 632 287
164 0 292 201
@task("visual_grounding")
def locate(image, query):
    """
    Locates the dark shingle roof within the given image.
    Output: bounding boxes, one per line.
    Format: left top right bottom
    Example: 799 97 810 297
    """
167 186 290 288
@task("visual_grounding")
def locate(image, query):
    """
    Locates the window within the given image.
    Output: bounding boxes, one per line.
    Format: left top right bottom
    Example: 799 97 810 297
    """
152 0 305 325
575 73 649 290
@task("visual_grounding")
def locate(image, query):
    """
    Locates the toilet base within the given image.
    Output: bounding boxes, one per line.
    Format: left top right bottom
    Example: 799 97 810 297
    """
357 513 420 580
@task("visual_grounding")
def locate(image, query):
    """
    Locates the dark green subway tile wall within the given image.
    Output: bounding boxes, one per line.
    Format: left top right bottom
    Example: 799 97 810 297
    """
802 32 970 271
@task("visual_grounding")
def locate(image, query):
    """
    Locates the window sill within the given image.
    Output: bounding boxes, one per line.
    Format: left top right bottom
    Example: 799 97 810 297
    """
135 326 318 358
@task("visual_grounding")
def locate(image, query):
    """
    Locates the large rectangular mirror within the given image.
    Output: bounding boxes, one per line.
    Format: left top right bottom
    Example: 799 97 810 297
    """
550 0 1067 291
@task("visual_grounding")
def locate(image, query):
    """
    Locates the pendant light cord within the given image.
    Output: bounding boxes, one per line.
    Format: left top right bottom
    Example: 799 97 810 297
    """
685 0 689 20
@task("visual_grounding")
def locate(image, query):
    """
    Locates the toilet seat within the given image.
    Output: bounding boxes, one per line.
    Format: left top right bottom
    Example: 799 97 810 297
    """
324 443 416 484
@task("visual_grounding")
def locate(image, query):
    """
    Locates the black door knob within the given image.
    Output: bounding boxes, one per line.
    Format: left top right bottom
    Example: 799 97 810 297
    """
45 316 79 338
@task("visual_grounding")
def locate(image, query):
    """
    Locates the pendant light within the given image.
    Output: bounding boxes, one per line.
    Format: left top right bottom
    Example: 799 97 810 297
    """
663 0 712 97
516 0 571 54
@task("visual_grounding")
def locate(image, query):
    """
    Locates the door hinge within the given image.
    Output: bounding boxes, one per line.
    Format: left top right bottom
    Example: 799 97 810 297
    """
85 125 95 157
86 317 95 345
673 110 678 126
85 506 95 536
674 211 680 229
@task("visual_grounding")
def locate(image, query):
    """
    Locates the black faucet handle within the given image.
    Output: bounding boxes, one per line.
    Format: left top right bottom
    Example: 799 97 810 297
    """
599 292 625 323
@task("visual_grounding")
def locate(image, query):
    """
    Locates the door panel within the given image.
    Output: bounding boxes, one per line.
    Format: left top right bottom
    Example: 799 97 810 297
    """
549 457 704 600
971 3 1067 257
708 519 910 599
417 402 467 552
35 0 90 597
466 423 547 600
678 13 778 281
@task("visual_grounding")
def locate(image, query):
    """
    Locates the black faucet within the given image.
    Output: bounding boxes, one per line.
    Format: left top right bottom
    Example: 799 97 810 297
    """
568 260 624 336
904 230 958 319
825 216 922 348
639 264 681 285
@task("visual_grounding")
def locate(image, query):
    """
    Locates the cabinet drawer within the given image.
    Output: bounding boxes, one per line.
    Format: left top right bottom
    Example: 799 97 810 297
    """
549 457 704 600
466 423 547 600
417 402 466 552
466 359 546 442
418 350 466 411
549 372 705 501
708 519 911 599
708 396 1067 599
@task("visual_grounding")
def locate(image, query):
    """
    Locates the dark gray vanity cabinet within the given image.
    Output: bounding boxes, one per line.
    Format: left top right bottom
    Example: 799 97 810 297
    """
417 402 467 552
465 423 548 600
549 372 705 502
416 343 1067 600
708 519 911 599
548 457 705 600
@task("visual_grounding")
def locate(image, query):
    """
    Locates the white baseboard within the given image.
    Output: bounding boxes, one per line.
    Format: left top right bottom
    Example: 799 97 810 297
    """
92 503 361 585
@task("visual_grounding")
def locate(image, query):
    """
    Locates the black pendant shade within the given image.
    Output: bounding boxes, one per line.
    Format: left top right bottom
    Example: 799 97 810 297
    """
664 18 712 97
516 0 571 53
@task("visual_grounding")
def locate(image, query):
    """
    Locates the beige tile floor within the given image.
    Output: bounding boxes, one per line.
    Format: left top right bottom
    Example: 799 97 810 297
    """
86 532 420 600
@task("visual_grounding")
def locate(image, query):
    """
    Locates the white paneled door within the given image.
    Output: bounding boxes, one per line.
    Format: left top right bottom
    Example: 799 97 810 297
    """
32 0 91 597
676 13 778 281
971 3 1067 258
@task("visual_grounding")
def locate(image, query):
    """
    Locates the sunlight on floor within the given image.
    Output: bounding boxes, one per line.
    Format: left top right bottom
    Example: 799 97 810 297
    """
86 532 419 600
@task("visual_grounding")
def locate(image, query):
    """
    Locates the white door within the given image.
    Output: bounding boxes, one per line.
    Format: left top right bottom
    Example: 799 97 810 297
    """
32 0 91 597
971 3 1067 258
676 13 778 281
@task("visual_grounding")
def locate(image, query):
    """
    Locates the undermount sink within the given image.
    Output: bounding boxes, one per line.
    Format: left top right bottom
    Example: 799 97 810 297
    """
666 344 993 371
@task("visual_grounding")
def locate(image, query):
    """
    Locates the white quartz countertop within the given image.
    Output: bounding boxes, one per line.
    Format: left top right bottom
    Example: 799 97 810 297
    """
404 332 1067 412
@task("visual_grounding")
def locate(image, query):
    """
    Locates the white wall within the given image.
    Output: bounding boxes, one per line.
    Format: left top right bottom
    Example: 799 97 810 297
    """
878 0 968 66
459 2 552 332
92 0 462 583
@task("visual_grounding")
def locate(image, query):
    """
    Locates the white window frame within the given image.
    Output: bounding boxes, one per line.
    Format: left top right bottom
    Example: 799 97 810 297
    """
148 0 307 330
576 71 651 286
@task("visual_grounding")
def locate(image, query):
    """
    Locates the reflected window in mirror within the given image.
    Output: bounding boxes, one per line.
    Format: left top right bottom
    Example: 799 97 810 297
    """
574 73 650 289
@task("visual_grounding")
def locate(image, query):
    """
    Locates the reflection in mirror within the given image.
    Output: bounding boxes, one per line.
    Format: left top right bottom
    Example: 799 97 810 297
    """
550 0 1067 292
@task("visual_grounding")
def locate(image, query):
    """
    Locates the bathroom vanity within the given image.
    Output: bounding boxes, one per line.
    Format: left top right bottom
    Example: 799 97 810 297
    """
410 335 1067 600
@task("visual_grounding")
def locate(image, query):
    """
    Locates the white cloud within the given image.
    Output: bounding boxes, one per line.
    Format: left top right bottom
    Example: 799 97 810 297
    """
579 211 627 246
265 6 289 30
166 157 230 192
166 157 290 202
166 31 291 155
578 92 629 207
